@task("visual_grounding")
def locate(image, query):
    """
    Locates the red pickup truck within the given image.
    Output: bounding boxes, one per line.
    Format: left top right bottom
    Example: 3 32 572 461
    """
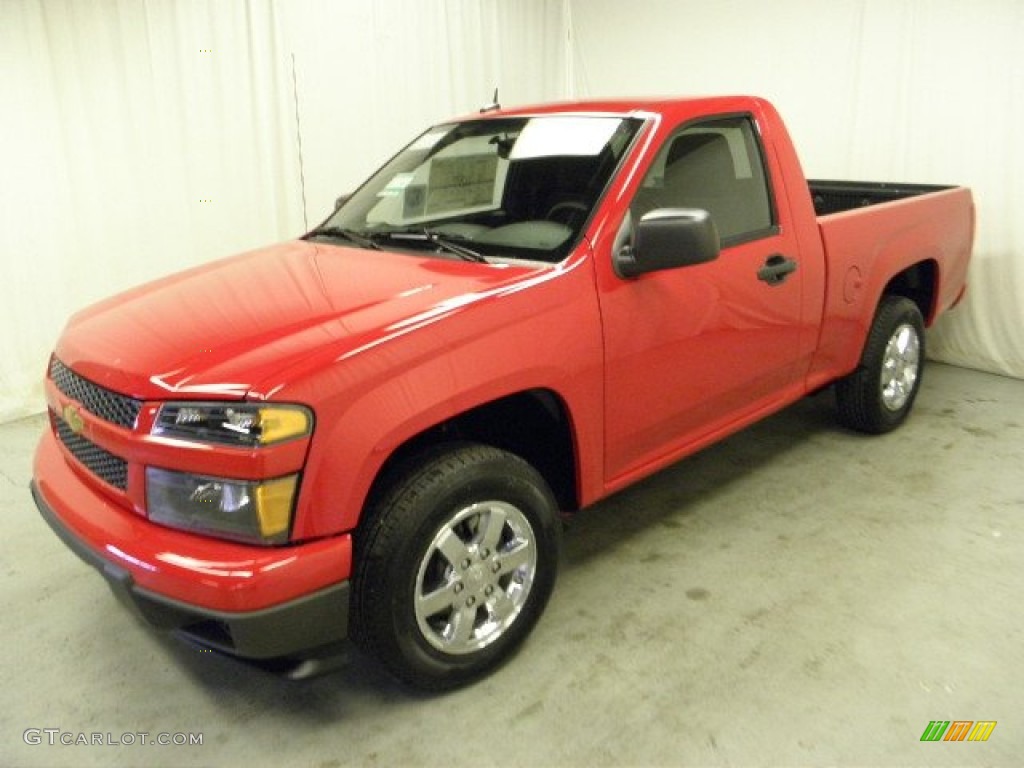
32 96 973 689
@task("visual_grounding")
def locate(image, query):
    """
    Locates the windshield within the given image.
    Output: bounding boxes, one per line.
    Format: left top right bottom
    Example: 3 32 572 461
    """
313 115 644 263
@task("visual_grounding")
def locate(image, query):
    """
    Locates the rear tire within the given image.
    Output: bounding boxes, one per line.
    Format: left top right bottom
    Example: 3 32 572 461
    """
351 443 560 690
836 296 925 434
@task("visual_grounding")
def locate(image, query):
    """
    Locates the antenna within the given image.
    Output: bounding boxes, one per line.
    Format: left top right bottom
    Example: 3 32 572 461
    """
479 87 500 114
290 53 308 230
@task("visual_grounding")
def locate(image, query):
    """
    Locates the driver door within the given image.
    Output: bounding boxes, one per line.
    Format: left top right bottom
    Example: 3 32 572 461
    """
600 115 807 485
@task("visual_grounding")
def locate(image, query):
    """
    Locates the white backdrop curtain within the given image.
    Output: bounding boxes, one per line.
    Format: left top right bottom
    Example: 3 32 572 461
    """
2 1 1019 425
568 0 1023 381
0 0 305 423
281 0 568 222
0 0 567 424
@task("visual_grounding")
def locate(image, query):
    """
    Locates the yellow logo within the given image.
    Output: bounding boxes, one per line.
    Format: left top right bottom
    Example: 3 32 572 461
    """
62 403 85 435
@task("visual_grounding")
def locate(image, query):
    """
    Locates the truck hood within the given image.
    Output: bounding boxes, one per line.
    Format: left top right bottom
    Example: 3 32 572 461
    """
56 240 542 401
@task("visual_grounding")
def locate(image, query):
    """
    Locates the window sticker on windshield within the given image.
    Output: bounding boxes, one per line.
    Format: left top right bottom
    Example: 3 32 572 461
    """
426 154 498 213
510 117 623 159
378 172 416 197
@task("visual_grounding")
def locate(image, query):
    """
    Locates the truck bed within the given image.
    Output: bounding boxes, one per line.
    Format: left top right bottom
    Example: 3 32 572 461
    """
809 180 955 216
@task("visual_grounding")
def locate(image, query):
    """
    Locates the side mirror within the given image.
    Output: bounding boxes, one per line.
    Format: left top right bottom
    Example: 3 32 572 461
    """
614 209 720 279
334 194 351 211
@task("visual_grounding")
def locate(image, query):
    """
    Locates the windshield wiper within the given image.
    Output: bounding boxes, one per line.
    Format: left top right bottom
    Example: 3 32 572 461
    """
375 229 489 263
304 226 380 249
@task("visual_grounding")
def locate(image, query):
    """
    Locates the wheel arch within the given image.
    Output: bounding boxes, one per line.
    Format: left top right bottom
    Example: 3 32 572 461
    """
366 388 581 518
880 259 938 326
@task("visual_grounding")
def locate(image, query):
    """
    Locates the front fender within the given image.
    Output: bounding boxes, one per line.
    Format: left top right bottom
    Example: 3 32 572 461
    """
282 257 605 540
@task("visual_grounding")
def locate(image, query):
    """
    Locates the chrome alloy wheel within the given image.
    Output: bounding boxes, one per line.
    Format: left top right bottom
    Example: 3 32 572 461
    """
880 322 921 412
414 501 537 655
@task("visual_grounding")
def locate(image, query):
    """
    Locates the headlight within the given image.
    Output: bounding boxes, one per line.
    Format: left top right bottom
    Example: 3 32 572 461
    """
146 468 298 545
153 403 312 446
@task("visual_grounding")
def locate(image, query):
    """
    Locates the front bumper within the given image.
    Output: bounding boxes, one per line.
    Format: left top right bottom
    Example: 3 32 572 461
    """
31 431 353 659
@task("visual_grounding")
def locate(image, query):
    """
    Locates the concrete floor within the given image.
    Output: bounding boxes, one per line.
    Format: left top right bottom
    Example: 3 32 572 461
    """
1 362 1021 767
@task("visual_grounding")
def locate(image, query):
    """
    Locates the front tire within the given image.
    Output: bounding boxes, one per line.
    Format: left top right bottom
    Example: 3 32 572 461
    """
836 296 925 434
351 443 560 690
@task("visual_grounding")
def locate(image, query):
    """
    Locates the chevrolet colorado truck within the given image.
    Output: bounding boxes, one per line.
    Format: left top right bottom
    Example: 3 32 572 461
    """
31 96 974 689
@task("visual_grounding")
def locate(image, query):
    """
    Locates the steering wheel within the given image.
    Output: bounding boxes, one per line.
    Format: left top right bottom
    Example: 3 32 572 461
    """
545 201 589 226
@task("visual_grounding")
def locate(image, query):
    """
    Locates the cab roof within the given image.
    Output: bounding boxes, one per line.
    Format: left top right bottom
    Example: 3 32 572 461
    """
460 95 767 122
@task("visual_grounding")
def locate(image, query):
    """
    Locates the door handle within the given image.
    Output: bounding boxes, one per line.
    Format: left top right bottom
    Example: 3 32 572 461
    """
757 254 798 286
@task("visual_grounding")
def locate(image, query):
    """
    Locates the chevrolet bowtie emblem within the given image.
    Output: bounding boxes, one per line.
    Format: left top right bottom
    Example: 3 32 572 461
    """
62 403 85 435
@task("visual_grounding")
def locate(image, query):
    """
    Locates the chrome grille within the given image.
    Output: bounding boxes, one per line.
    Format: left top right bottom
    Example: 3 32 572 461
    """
49 358 142 429
53 414 129 490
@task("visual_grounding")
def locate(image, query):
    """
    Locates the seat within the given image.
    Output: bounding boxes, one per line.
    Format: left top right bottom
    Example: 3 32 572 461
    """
665 133 736 193
665 132 775 241
662 133 743 236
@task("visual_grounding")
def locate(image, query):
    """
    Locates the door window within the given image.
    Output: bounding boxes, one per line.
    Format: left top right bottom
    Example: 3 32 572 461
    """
632 116 776 245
